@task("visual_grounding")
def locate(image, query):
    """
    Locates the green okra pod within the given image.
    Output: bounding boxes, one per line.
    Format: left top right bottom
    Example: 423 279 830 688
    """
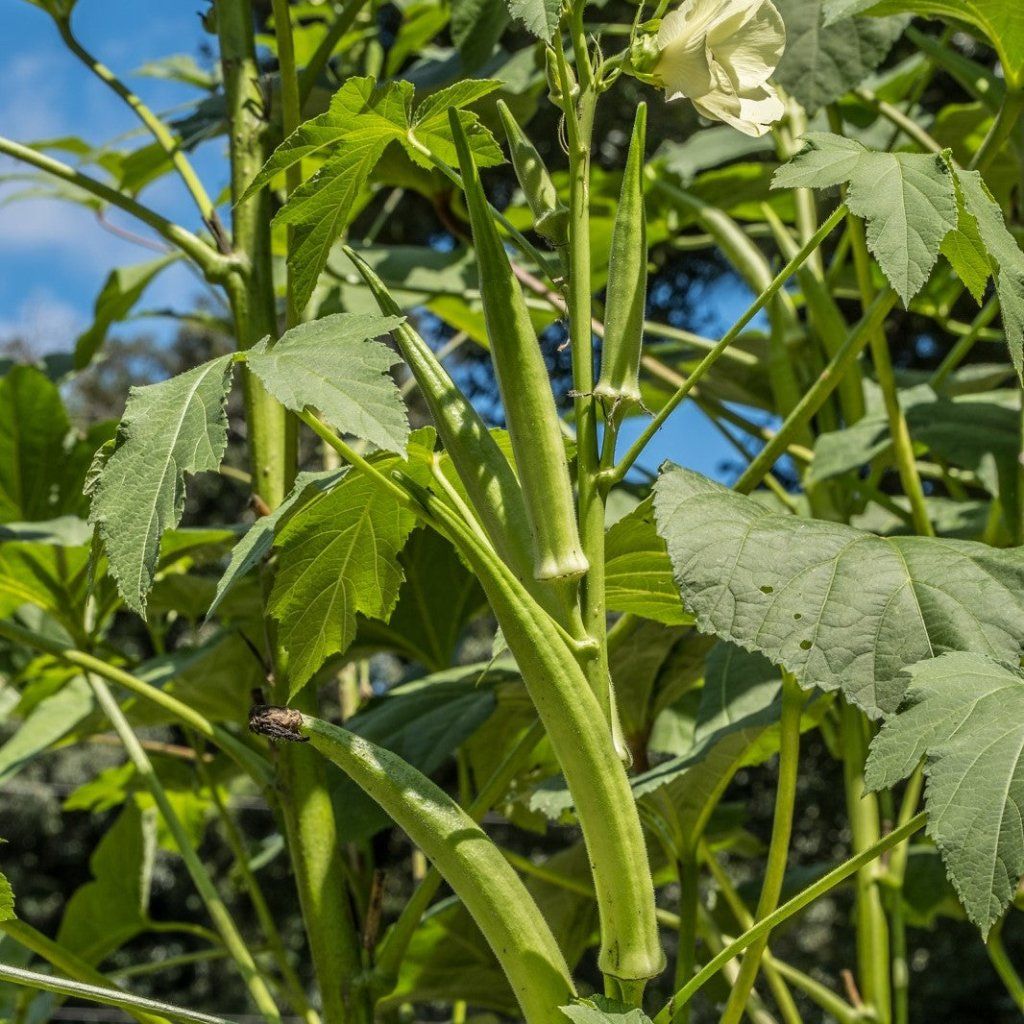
449 108 588 582
496 100 569 248
595 103 647 410
249 706 574 1024
343 246 537 588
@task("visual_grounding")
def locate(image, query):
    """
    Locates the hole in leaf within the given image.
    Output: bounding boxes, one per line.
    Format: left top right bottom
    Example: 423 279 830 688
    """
793 613 802 620
760 585 774 594
799 640 812 650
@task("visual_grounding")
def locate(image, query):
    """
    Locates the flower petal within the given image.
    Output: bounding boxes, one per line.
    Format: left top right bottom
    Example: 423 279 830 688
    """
710 0 786 91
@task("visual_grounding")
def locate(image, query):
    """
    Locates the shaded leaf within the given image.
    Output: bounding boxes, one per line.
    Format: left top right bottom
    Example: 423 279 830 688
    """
653 466 1024 717
867 652 1024 933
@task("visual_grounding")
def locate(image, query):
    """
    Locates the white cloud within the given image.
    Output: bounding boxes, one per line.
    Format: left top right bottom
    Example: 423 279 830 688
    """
0 287 84 355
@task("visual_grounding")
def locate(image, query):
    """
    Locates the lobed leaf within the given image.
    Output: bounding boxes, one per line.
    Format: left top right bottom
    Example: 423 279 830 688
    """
89 356 234 615
653 466 1024 718
867 652 1024 934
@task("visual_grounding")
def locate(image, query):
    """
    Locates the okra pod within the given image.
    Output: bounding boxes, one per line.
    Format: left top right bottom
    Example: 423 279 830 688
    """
449 108 588 582
249 706 575 1024
343 246 538 588
496 100 569 248
595 103 647 409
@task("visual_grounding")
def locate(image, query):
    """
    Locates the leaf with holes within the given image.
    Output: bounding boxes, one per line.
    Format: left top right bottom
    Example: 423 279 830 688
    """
653 466 1024 718
867 652 1024 934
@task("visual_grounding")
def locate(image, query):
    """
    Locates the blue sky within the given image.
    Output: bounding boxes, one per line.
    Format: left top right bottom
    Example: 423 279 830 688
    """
0 0 745 480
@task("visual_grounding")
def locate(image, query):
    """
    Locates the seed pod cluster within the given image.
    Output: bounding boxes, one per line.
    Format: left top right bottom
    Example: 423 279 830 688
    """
449 108 588 582
595 103 647 411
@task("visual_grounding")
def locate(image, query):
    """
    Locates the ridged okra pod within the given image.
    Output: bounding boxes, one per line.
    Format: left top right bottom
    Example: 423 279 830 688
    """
496 100 569 248
449 108 588 582
595 103 647 409
249 706 575 1024
343 246 538 588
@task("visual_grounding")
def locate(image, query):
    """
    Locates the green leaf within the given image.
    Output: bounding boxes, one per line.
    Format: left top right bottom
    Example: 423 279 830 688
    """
56 801 156 964
562 996 653 1024
774 0 906 115
0 870 14 922
0 366 72 522
268 431 434 692
940 174 991 303
653 466 1024 718
605 498 694 625
825 0 1024 88
866 652 1024 933
89 355 234 615
246 313 408 452
74 255 178 370
951 164 1024 379
773 133 957 303
0 675 94 784
452 0 510 70
252 77 501 309
505 0 560 41
208 467 347 618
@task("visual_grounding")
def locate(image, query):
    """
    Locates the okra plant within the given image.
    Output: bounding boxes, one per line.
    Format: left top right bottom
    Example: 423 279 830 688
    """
2 0 1024 1022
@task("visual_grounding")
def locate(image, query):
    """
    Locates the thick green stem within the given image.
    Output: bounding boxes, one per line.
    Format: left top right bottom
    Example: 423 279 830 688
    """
718 673 803 1024
969 89 1024 173
735 290 898 494
0 962 231 1024
612 204 846 484
654 814 928 1024
840 701 891 1024
87 674 282 1021
986 916 1024 1011
297 0 371 105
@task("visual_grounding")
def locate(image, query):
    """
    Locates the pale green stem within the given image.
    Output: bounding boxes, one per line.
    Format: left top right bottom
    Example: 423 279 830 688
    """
840 700 891 1024
929 297 1000 388
969 89 1024 173
0 618 271 787
0 963 230 1024
718 674 804 1024
0 135 228 279
734 290 898 494
297 0 371 105
700 845 806 1024
55 17 219 231
674 848 700 1023
986 916 1024 1012
191 735 319 1024
86 673 282 1021
0 919 169 1024
855 89 943 154
764 955 863 1024
653 813 928 1024
611 204 847 484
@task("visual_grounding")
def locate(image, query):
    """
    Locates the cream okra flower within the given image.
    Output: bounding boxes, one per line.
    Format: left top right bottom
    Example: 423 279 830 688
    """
653 0 786 137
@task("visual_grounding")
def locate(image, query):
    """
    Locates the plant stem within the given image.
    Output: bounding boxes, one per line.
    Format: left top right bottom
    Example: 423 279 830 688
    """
929 296 1000 388
840 701 891 1024
0 919 170 1024
986 916 1024 1012
854 88 943 154
0 619 271 787
654 813 928 1024
297 0 371 105
0 135 228 278
55 17 220 232
969 88 1024 173
718 673 804 1024
0 963 232 1024
734 290 898 493
611 205 846 484
674 847 700 1022
841 202 934 537
191 735 319 1024
86 673 282 1021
